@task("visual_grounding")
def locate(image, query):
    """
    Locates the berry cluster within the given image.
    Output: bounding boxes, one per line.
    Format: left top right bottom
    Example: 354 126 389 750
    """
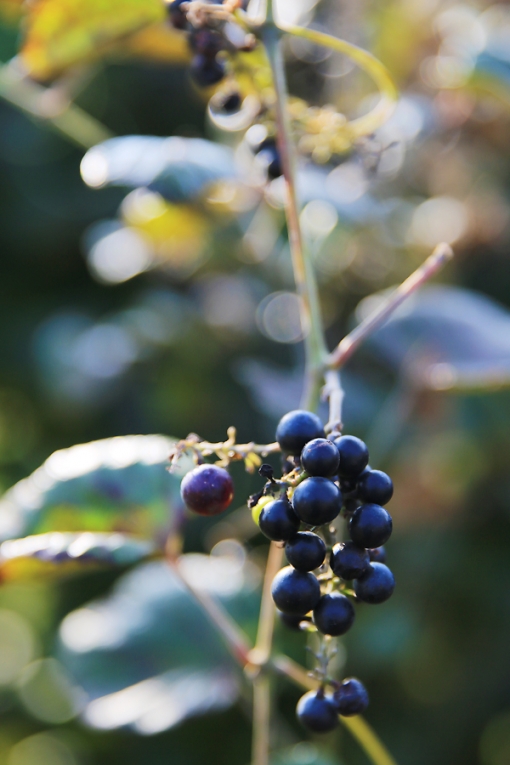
177 409 395 733
254 410 395 732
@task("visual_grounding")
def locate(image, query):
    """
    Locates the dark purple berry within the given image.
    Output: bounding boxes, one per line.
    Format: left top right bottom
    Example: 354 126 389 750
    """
271 566 321 615
275 410 325 455
167 0 188 29
333 678 369 716
358 469 393 505
354 562 395 604
285 531 326 571
313 592 355 636
368 546 386 563
181 464 233 516
296 691 339 733
216 91 242 113
189 29 224 57
334 435 369 477
259 498 299 541
339 477 357 494
349 504 392 548
301 438 340 477
331 541 370 580
258 463 274 480
292 477 342 526
190 54 225 87
256 140 282 179
277 611 311 631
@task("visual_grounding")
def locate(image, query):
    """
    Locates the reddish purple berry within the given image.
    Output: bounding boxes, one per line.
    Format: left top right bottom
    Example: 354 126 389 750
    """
181 463 234 516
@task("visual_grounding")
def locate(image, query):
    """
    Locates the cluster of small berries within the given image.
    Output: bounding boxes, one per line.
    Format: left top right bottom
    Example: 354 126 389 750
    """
179 409 395 733
254 410 394 731
166 0 284 180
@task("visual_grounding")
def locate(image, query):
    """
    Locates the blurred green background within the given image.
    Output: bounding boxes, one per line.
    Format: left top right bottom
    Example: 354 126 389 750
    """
0 0 510 764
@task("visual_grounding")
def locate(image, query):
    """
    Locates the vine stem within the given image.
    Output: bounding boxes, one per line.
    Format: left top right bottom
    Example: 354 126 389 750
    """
261 23 328 412
328 243 454 369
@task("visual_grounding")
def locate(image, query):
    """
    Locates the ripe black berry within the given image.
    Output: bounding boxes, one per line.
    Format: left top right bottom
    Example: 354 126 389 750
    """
259 498 300 541
354 562 395 604
271 566 321 614
189 29 224 57
313 592 355 636
331 541 370 580
368 546 386 563
334 435 369 477
296 691 339 733
333 678 369 716
285 531 326 571
167 0 188 29
277 611 311 631
349 503 392 548
301 438 340 477
275 410 325 455
190 54 225 87
357 469 393 505
292 477 342 526
181 463 233 515
256 140 282 179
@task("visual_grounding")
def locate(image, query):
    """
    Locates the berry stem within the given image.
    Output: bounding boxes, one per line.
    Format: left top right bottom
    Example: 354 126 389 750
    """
251 674 271 765
328 243 454 370
261 24 328 412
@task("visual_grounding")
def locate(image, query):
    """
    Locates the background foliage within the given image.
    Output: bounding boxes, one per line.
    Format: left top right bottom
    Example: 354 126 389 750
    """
0 0 510 764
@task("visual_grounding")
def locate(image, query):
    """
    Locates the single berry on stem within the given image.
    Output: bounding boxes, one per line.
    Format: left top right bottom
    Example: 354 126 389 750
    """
357 469 394 505
190 54 225 87
181 463 233 516
301 438 340 477
276 410 325 455
349 503 393 548
354 562 395 604
271 566 321 614
313 592 355 636
331 541 370 580
166 0 188 29
333 678 369 716
285 531 326 571
296 690 339 733
259 498 300 541
334 435 369 477
292 476 342 525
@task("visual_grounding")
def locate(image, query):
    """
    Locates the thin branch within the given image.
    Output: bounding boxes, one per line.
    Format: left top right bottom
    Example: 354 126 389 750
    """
271 655 399 765
279 25 398 140
0 61 113 149
328 243 454 370
262 27 328 411
251 674 271 765
166 552 252 667
251 542 284 664
322 368 344 434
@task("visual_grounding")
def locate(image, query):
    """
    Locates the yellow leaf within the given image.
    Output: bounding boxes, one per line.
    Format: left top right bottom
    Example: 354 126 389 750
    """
20 0 172 80
122 22 189 64
0 0 24 23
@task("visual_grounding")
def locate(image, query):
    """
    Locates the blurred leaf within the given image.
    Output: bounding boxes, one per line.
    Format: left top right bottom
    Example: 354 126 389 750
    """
81 136 237 201
0 531 155 581
361 286 510 391
57 552 261 733
0 435 184 544
19 0 184 80
272 747 342 765
121 22 189 64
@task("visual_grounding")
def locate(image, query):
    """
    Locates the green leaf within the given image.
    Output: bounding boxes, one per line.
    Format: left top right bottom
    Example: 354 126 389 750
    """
0 435 184 544
57 551 261 733
0 531 155 580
